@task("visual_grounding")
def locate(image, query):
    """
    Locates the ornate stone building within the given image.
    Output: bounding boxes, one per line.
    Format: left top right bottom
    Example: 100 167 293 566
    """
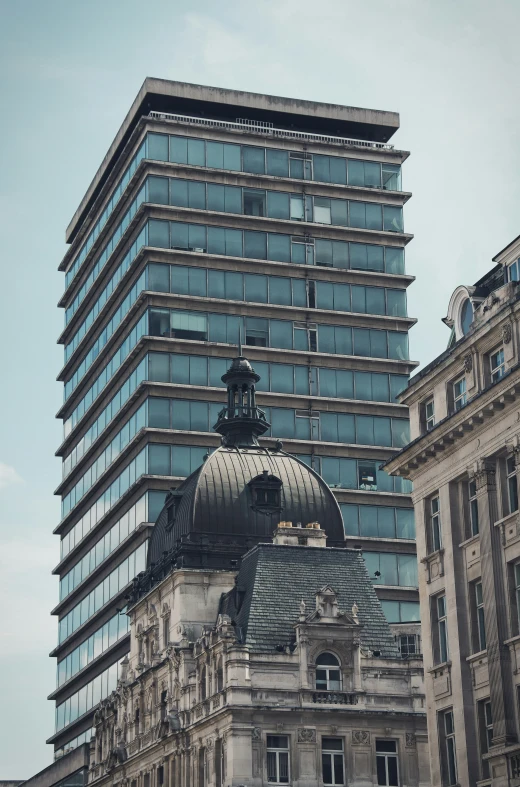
385 235 520 786
86 355 428 787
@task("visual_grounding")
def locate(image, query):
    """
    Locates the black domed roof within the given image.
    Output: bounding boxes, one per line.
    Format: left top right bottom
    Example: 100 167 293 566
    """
148 444 345 569
128 354 345 599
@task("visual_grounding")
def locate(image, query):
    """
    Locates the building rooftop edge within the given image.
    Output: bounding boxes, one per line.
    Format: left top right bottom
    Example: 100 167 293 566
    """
65 77 401 244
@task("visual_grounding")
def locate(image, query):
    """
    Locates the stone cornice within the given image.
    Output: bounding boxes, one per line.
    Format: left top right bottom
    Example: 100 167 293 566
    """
384 371 520 479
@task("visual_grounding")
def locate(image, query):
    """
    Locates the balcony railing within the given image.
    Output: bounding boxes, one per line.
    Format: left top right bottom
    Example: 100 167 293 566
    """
148 111 394 151
312 691 358 704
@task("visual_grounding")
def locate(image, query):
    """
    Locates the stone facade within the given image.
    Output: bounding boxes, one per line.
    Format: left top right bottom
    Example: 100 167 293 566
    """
385 236 520 786
86 526 429 787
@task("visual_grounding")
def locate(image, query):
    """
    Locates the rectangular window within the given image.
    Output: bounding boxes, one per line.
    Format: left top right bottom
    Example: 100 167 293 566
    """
376 740 399 786
243 188 266 216
453 376 466 411
424 398 435 432
478 700 493 779
475 581 486 651
440 710 457 786
508 259 520 282
436 594 449 663
468 479 479 536
430 496 442 552
397 634 421 657
314 197 332 224
490 347 505 382
267 736 289 783
515 563 520 634
322 738 344 786
508 456 518 513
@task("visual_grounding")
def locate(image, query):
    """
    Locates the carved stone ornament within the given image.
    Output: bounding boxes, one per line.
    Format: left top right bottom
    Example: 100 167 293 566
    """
352 730 370 745
298 728 316 743
463 353 473 373
474 458 497 492
405 732 416 748
503 323 513 344
252 727 262 741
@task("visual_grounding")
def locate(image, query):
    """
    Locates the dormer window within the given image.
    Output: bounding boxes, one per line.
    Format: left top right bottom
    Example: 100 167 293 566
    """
249 471 283 514
165 491 183 530
316 652 342 691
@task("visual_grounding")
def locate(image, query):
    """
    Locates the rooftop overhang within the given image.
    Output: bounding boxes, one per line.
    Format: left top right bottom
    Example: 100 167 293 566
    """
66 78 401 244
383 364 520 480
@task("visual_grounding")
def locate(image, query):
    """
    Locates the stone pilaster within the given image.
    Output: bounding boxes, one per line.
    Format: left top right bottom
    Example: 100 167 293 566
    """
474 459 517 746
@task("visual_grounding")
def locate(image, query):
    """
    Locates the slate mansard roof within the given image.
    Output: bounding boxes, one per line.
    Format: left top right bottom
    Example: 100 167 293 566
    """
220 543 399 658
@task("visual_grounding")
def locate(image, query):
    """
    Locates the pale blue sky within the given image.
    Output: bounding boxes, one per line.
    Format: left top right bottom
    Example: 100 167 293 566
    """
2 0 520 776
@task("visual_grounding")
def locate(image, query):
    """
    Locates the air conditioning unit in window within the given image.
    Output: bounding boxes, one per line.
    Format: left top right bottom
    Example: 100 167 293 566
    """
191 247 206 253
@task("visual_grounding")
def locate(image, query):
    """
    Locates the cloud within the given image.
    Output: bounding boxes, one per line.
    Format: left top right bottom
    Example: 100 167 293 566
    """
0 463 22 490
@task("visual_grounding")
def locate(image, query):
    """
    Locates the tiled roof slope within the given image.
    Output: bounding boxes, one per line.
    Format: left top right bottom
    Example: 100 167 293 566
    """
221 543 399 658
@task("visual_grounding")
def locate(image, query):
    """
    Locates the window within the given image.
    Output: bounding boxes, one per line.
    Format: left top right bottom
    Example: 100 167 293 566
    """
490 347 505 382
249 473 283 512
436 594 449 664
363 552 418 588
508 259 520 282
468 479 479 536
508 456 518 513
376 740 399 786
515 563 520 633
314 197 332 224
440 710 457 786
358 462 378 491
243 188 266 216
316 653 341 690
216 657 224 692
478 700 493 779
198 747 206 787
163 613 170 647
245 317 268 347
397 634 421 658
200 665 207 701
475 581 486 651
290 195 305 220
381 600 420 623
453 377 466 411
424 398 435 432
430 496 442 552
267 735 289 784
322 738 345 786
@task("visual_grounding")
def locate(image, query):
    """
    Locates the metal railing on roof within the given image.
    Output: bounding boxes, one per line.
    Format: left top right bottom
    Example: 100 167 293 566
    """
147 111 394 150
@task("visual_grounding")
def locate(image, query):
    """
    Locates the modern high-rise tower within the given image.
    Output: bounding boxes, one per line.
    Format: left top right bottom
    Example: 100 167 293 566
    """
50 79 418 761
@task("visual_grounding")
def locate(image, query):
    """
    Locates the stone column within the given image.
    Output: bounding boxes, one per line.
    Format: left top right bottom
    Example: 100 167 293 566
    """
475 459 517 745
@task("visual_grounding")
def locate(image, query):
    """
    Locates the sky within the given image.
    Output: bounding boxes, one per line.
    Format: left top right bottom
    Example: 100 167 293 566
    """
1 0 520 776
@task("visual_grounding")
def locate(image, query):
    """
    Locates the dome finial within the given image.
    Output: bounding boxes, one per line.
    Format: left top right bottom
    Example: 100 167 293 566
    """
213 353 270 447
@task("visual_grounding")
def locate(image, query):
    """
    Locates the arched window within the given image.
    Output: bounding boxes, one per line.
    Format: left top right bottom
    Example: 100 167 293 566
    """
316 652 342 691
200 665 207 701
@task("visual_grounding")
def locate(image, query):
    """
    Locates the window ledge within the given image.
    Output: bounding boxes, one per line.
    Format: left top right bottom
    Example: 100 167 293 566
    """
504 633 520 646
459 534 480 549
494 511 519 529
427 660 451 674
421 548 444 564
466 649 487 664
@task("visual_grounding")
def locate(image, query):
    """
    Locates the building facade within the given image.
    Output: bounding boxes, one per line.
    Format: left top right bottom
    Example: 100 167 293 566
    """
83 361 429 787
385 236 520 786
52 79 418 762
